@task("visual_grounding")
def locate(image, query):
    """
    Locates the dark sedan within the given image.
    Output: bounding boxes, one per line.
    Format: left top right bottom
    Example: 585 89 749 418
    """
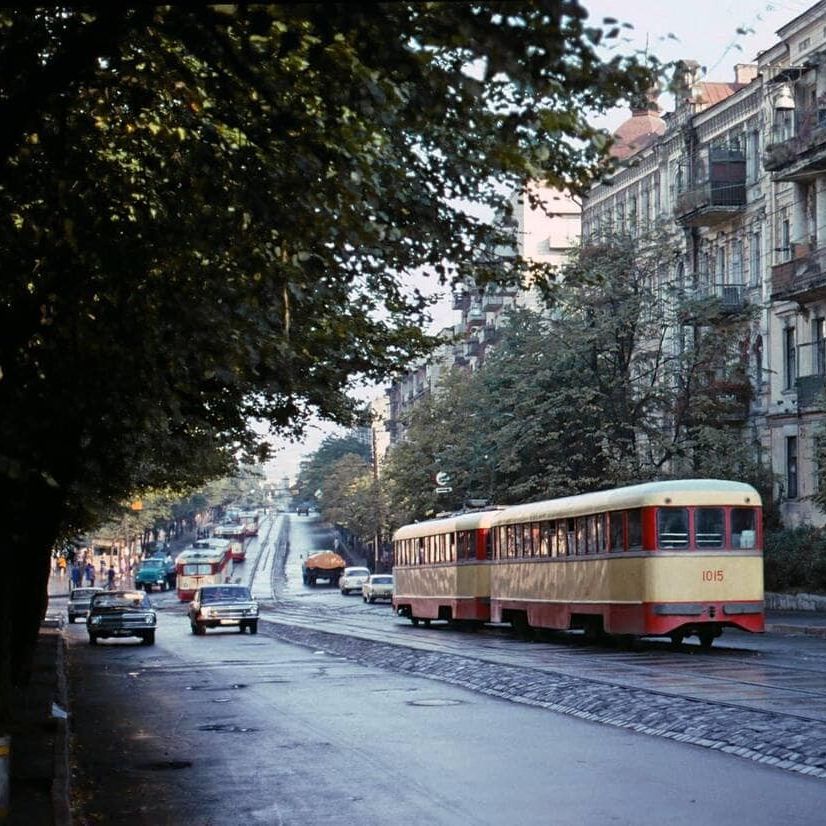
189 584 259 635
87 590 157 645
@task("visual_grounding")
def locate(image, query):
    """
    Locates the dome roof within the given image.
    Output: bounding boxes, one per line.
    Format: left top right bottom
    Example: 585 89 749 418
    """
610 97 666 160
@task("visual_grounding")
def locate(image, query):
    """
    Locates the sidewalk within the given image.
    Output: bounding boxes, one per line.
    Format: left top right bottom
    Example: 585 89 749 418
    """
6 602 826 824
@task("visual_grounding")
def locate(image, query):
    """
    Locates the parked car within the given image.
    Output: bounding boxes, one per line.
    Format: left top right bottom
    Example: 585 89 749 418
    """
340 566 371 595
134 557 175 592
87 590 157 645
188 584 259 635
362 574 394 603
67 586 104 623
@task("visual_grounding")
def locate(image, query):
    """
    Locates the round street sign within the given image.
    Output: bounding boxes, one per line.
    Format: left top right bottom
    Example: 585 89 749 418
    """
435 471 451 486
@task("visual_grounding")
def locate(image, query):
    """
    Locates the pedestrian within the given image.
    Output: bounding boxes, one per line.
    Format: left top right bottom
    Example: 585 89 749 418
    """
57 556 67 578
99 558 106 576
106 563 116 590
71 562 82 589
85 561 95 587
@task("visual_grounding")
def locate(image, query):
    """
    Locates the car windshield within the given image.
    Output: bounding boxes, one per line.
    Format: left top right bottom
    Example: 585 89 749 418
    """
372 576 393 585
92 592 146 608
138 559 163 570
71 589 99 599
201 587 251 603
348 569 369 577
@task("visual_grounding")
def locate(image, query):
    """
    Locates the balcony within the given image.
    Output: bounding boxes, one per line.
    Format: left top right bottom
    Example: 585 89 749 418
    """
674 149 746 227
466 307 486 327
482 325 498 344
704 379 752 422
796 340 826 409
771 246 826 303
763 108 826 182
452 291 471 312
481 286 504 312
465 337 483 357
678 282 750 324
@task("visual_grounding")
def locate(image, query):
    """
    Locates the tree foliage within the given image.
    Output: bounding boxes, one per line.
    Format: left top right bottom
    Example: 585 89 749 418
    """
382 230 765 525
0 4 656 706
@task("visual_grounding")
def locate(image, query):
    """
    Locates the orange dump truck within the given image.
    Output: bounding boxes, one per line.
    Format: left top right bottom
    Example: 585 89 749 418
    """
301 550 346 587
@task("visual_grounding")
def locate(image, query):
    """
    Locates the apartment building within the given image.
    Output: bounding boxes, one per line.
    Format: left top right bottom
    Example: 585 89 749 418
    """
583 1 826 527
384 186 580 449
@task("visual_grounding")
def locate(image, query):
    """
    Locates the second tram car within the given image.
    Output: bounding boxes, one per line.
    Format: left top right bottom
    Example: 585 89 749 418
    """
392 480 764 647
392 509 499 625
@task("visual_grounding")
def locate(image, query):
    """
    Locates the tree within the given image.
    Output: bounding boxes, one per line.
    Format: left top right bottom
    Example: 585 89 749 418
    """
0 5 655 711
383 230 764 523
296 433 371 508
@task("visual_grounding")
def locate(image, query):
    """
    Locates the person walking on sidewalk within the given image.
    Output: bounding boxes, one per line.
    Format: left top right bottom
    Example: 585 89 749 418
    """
85 561 96 587
57 555 66 578
70 561 82 589
106 563 116 590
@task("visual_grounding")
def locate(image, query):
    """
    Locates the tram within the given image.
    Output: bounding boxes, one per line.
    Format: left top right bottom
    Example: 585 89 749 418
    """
175 545 234 601
392 508 499 625
392 480 764 647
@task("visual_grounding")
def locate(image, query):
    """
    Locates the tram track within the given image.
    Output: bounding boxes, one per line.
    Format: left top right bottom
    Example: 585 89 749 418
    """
263 597 826 724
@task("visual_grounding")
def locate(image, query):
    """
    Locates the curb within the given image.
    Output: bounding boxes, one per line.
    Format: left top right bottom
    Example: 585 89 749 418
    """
765 622 826 638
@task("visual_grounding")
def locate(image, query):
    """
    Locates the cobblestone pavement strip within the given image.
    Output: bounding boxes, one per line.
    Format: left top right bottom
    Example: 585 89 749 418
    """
260 619 826 781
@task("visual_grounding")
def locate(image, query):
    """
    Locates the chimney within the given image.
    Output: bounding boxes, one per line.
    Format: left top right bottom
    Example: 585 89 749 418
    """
734 64 758 84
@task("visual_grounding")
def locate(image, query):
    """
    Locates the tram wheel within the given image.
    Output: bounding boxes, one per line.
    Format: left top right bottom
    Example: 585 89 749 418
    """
669 632 685 650
411 616 420 626
697 629 715 649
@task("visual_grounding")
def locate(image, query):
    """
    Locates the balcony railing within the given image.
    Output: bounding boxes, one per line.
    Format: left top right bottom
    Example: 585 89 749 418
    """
481 287 504 312
674 148 746 227
678 282 749 323
764 108 826 180
452 291 471 312
466 307 486 327
771 246 826 303
795 339 826 409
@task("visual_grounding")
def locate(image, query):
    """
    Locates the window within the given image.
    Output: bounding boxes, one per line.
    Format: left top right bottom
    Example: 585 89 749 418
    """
556 521 569 557
748 129 760 183
696 508 724 547
814 318 826 376
731 508 757 549
782 218 791 261
731 239 743 284
716 246 726 283
609 512 624 552
627 510 642 550
657 508 689 548
750 231 761 287
787 436 799 499
784 327 797 390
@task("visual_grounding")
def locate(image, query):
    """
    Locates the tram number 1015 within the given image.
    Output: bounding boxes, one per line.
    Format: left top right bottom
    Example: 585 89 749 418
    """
701 569 725 582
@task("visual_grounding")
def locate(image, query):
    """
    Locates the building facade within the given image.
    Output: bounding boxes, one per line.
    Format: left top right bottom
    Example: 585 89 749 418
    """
583 0 826 528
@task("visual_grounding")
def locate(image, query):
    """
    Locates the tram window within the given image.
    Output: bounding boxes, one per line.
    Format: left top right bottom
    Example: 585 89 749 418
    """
658 508 689 548
531 523 541 557
554 521 566 556
523 524 533 557
586 515 598 554
732 508 757 549
627 510 642 550
540 521 553 556
609 512 624 552
485 530 493 560
418 539 425 565
575 517 587 555
696 508 724 548
506 525 516 558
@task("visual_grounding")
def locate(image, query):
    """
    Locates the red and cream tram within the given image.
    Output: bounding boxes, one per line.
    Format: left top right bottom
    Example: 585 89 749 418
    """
175 545 234 601
392 480 764 647
392 508 499 625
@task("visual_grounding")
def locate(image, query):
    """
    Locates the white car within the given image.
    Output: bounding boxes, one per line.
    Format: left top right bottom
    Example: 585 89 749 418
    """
362 574 394 603
340 566 371 595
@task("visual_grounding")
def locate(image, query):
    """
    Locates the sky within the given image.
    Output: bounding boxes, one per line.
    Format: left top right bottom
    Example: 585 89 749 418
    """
264 0 813 483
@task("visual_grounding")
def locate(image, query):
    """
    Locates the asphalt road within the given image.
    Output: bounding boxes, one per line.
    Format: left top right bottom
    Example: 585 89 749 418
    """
62 514 826 825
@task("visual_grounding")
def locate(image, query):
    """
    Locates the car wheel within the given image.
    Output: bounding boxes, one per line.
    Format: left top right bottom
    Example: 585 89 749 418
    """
249 621 258 635
143 583 151 592
197 623 207 636
88 634 97 645
68 616 75 624
142 630 155 645
369 596 375 604
190 621 198 635
239 623 246 633
363 595 367 602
